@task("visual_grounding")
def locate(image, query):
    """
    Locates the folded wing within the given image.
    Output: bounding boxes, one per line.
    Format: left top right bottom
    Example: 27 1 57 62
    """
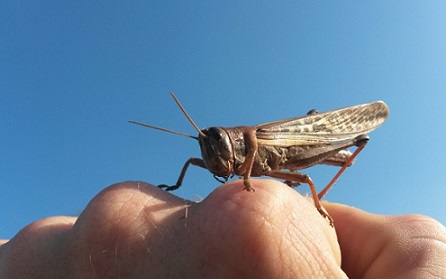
256 101 389 146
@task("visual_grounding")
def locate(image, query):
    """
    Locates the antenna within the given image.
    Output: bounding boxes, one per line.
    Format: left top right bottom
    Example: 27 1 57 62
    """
169 92 207 138
129 92 207 139
128 120 198 140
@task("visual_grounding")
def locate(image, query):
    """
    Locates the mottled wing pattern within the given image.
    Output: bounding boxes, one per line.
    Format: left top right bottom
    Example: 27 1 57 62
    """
256 101 389 146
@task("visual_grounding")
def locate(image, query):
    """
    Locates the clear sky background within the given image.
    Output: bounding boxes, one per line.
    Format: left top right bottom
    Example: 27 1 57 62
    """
2 2 446 239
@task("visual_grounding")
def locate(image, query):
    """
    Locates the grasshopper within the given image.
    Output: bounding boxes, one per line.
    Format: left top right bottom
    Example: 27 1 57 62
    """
130 93 389 226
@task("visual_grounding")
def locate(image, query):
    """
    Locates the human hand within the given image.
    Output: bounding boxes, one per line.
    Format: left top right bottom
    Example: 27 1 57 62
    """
1 180 445 278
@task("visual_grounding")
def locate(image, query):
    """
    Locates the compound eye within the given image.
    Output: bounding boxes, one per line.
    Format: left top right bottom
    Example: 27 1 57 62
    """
208 127 223 141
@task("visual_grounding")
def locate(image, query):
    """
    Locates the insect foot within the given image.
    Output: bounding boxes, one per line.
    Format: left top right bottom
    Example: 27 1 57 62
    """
158 184 180 191
317 206 334 227
242 179 256 192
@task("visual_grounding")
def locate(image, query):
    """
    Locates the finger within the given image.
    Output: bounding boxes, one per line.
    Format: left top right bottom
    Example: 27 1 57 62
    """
193 179 344 278
324 202 446 278
0 216 76 278
66 181 191 278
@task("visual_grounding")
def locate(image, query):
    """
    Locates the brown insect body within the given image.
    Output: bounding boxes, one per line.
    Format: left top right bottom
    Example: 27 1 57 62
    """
199 126 354 180
130 93 389 226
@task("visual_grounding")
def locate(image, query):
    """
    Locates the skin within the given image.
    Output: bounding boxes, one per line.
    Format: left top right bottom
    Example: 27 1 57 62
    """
0 179 445 278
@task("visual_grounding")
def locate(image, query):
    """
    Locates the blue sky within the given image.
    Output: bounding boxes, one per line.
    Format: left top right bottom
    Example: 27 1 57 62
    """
2 1 446 239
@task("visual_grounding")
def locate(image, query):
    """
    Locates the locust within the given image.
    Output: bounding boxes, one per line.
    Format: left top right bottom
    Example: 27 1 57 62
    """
130 92 389 226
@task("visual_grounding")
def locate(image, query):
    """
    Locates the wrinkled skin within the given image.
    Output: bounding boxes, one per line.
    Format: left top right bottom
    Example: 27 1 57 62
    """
1 180 445 278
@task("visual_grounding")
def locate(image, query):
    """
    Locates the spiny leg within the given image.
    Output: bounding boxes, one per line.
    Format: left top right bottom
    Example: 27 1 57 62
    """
317 134 369 199
236 127 258 192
